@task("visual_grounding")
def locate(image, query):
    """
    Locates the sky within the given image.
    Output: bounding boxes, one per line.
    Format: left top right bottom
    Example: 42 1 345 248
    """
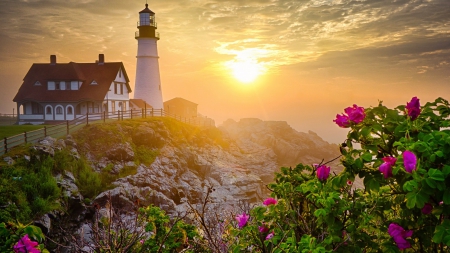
0 0 449 144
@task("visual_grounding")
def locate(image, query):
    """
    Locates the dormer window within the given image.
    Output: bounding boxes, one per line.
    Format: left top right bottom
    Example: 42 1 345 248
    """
34 81 41 86
91 80 98 85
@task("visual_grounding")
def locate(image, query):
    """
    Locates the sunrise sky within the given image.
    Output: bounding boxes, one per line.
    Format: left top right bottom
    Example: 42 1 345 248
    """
0 0 449 143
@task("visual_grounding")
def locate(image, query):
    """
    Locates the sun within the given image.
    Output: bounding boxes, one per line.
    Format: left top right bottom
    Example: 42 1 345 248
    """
226 59 266 84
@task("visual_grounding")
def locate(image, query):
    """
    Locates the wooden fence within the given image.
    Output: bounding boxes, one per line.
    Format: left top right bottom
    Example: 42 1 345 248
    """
0 108 214 156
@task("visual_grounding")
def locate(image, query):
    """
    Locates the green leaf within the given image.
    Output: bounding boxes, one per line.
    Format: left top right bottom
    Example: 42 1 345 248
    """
314 209 327 217
393 141 403 147
428 169 445 181
443 165 450 176
425 178 437 189
403 180 418 191
361 152 372 162
444 188 450 204
406 191 427 209
435 150 444 157
360 127 372 137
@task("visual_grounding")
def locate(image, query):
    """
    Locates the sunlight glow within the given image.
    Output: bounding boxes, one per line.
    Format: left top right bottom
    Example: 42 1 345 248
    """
228 60 265 83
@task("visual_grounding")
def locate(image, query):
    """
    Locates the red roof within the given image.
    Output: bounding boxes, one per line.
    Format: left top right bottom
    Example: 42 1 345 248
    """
13 62 131 103
130 99 153 109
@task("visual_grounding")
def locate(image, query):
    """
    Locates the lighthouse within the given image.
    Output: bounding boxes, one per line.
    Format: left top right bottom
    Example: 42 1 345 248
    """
134 3 163 109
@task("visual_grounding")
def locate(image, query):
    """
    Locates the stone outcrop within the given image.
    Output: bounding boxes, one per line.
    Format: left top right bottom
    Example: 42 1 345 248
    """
71 118 340 214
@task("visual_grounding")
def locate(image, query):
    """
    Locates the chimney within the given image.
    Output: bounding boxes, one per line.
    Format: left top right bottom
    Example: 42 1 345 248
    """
50 55 56 65
98 54 104 65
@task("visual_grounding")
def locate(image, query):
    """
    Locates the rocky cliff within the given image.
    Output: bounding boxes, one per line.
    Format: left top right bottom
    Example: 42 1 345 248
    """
70 118 340 213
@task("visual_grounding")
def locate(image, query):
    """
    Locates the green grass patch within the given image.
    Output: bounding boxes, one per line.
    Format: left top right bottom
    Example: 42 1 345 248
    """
0 125 46 139
135 145 159 166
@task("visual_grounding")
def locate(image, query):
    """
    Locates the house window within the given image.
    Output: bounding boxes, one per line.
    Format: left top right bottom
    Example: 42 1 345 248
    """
120 83 123 94
46 107 52 115
119 70 122 78
31 102 43 114
56 107 63 115
55 81 60 90
67 107 73 115
114 83 118 94
34 81 41 86
111 101 115 113
91 80 98 85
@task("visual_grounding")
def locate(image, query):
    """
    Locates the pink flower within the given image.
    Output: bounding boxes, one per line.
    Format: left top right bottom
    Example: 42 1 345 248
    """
344 104 366 124
235 213 249 229
265 232 274 240
422 203 433 215
403 151 417 173
333 104 365 127
333 114 351 128
13 234 40 253
388 223 413 250
259 225 269 233
263 198 277 206
140 239 144 244
316 165 331 181
379 156 397 179
406 97 421 120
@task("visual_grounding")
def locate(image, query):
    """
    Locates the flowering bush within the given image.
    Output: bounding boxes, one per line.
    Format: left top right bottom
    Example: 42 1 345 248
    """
0 222 48 253
228 97 450 252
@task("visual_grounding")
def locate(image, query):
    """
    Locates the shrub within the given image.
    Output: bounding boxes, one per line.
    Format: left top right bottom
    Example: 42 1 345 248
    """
229 97 450 252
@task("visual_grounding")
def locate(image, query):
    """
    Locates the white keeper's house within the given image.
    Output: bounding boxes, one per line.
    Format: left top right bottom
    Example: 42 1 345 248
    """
13 54 131 124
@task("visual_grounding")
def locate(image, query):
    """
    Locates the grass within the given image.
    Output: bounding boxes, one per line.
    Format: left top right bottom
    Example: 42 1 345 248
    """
0 125 46 139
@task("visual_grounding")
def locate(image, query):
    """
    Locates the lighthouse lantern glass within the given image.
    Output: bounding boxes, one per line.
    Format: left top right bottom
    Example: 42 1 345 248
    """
140 13 150 26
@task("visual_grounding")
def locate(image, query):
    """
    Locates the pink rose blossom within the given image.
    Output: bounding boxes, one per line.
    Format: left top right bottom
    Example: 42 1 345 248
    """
265 232 274 240
316 165 331 181
422 203 433 215
235 213 249 229
259 225 269 233
403 151 417 173
263 198 277 206
13 234 40 253
333 104 365 127
333 114 351 128
388 223 413 250
406 97 421 120
344 104 366 124
379 156 397 179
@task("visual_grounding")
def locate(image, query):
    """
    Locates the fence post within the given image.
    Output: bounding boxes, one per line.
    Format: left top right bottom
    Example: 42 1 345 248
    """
66 120 69 135
103 111 106 123
44 126 47 137
151 108 154 117
4 137 7 153
131 109 133 119
86 112 89 125
24 131 27 143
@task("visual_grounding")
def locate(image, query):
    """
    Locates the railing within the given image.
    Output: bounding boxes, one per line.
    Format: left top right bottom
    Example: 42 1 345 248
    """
0 108 214 156
0 114 18 126
135 31 160 39
137 21 157 28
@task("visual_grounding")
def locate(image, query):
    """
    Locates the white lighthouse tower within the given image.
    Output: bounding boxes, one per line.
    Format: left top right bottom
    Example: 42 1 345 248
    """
134 3 163 109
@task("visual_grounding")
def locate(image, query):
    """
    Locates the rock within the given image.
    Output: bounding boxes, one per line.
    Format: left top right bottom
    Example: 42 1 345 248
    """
105 142 134 161
3 156 14 165
34 214 51 235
